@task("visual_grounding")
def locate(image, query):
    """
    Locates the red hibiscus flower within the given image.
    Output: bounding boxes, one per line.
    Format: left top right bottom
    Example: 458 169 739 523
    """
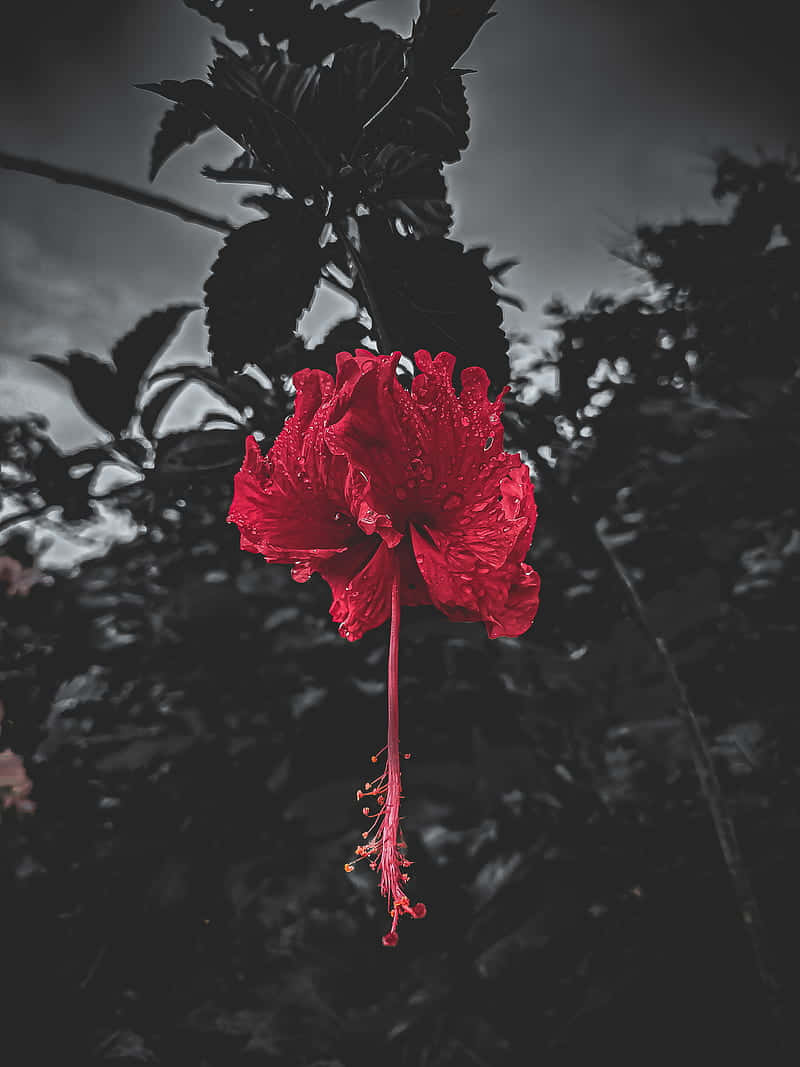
228 349 540 944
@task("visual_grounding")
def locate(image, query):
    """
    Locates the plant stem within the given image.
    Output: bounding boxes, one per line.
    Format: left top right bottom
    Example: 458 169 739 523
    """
333 222 391 352
0 151 234 234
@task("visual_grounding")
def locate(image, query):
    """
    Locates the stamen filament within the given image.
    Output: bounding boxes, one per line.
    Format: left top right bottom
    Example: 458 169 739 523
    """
344 568 426 945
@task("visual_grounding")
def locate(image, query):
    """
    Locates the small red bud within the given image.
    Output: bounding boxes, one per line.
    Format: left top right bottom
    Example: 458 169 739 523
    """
382 931 399 947
411 902 427 919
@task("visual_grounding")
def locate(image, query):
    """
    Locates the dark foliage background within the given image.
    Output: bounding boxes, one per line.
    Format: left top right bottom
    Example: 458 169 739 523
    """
1 2 798 1063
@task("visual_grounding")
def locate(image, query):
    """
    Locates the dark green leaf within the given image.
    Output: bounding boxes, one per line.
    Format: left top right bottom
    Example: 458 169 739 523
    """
240 191 288 214
324 32 406 150
204 208 325 376
363 143 452 237
149 103 215 181
33 353 130 434
390 72 470 163
112 439 149 467
197 410 245 430
306 317 368 373
139 380 193 441
111 304 198 403
287 6 384 66
207 44 330 192
407 0 497 80
202 151 275 184
326 33 471 163
358 217 509 391
144 365 261 417
155 427 248 476
30 439 95 518
182 0 310 47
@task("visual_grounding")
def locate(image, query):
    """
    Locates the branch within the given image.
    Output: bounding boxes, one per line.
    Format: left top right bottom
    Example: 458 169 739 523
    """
0 151 234 234
0 480 145 538
533 458 783 1029
0 502 51 536
330 0 376 12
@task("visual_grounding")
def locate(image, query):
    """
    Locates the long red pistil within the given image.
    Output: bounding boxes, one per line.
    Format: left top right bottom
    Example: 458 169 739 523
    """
344 570 426 946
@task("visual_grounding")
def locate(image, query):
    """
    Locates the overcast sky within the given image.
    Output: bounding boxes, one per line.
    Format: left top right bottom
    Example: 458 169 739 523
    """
1 0 797 451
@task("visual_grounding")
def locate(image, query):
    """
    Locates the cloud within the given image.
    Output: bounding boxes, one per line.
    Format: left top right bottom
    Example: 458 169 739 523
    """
0 219 148 362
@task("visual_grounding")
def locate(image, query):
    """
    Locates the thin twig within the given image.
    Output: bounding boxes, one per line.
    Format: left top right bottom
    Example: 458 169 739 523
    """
79 943 108 990
333 222 390 352
0 151 234 234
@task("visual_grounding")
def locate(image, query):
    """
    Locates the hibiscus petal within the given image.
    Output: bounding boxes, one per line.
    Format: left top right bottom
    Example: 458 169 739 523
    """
325 351 418 543
410 524 540 638
228 432 355 563
317 540 396 641
483 563 542 639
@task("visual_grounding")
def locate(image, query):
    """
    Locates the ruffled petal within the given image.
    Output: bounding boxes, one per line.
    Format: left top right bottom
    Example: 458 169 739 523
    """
230 347 539 643
482 562 542 638
410 525 541 638
228 436 354 563
227 354 361 566
325 350 427 545
316 539 395 641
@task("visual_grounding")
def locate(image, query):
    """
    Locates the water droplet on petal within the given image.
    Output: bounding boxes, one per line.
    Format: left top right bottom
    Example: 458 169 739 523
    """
442 493 463 512
460 416 470 427
395 487 408 500
484 436 494 450
291 561 313 583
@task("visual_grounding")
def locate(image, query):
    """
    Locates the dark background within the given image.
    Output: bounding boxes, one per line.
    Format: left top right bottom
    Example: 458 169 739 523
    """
1 2 799 1065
